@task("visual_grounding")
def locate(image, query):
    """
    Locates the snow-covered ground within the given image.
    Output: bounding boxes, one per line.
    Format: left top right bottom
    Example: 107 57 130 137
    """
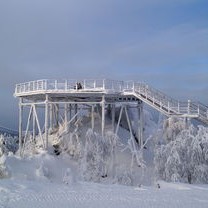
1 148 208 208
1 178 208 208
1 107 208 208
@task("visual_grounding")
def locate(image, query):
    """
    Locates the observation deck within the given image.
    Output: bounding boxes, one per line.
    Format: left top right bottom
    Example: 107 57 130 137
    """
14 79 208 156
14 79 208 124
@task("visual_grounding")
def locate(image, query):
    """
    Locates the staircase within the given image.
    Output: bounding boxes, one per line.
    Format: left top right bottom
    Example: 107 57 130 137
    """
124 82 208 125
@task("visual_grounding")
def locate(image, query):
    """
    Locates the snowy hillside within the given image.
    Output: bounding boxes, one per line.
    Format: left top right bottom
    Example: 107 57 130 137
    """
1 176 208 208
1 106 208 207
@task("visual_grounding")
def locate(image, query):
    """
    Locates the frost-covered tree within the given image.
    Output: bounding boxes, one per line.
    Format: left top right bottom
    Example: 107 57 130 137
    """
163 117 186 142
0 154 9 178
0 134 17 178
0 134 18 156
80 129 118 182
55 132 82 159
165 145 182 182
155 124 208 184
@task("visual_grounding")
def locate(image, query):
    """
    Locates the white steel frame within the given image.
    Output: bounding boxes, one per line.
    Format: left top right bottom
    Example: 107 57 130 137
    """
15 79 208 155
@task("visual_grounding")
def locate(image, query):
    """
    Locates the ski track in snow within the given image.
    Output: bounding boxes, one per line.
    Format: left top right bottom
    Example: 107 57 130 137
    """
1 180 208 208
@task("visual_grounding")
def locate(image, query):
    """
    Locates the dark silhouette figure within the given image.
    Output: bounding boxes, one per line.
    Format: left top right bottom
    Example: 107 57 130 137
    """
74 82 83 90
77 82 82 90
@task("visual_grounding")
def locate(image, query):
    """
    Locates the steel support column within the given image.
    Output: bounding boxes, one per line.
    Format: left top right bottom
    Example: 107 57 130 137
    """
116 105 124 135
75 104 78 122
45 94 49 149
55 104 59 127
112 104 115 132
91 104 95 131
18 98 23 155
32 105 36 143
69 104 72 120
49 103 53 130
101 95 105 136
138 102 144 148
64 103 68 131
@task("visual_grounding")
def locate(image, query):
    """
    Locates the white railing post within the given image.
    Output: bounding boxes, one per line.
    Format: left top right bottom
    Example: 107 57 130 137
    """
40 81 43 90
121 81 123 92
39 81 42 90
188 100 191 115
198 104 200 115
94 80 96 89
65 80 67 91
132 81 135 92
146 85 148 98
29 82 32 91
75 80 78 90
33 81 35 91
15 85 17 94
55 80 57 90
84 80 86 89
168 101 170 113
178 102 180 113
103 79 105 90
44 80 47 90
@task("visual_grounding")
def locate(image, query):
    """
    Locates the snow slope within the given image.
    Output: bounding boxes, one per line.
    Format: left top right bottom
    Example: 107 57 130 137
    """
1 179 208 208
1 106 208 207
1 146 208 208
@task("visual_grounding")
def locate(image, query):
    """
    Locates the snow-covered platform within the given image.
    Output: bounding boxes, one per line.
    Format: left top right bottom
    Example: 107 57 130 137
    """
14 79 208 121
14 79 208 155
14 79 138 103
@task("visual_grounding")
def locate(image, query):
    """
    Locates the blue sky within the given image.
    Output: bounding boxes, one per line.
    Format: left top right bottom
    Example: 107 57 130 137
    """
0 0 208 129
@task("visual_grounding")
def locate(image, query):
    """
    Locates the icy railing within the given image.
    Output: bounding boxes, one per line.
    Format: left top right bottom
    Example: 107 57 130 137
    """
14 79 208 120
133 82 179 111
15 79 128 94
133 82 208 118
125 81 208 118
193 102 208 122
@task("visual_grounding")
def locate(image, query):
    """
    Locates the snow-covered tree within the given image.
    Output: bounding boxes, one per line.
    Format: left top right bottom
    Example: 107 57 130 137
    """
0 134 18 178
0 134 18 155
80 129 118 182
0 153 9 179
163 117 186 142
155 124 208 184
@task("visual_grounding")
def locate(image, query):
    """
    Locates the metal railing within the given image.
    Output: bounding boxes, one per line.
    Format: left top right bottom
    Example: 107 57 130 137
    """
14 79 208 123
15 79 125 94
133 82 208 122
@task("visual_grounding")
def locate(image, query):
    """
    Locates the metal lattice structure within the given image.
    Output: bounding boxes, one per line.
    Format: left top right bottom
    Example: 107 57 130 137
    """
14 79 208 155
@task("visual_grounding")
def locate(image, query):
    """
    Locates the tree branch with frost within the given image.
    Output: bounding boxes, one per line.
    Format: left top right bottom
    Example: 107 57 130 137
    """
121 136 150 170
